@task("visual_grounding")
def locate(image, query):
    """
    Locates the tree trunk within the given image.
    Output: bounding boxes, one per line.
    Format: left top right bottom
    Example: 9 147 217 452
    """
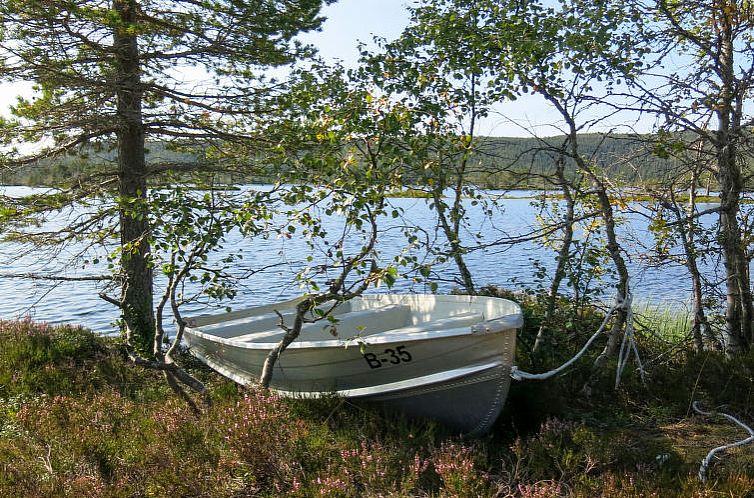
717 145 752 353
588 185 630 373
114 0 155 352
715 12 752 354
432 187 476 295
679 209 712 352
539 91 631 390
533 157 575 353
686 162 714 351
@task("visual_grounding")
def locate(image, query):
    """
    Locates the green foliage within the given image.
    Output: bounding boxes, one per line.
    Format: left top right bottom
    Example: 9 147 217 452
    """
1 320 754 496
0 319 150 399
0 0 335 155
257 63 419 299
0 0 340 352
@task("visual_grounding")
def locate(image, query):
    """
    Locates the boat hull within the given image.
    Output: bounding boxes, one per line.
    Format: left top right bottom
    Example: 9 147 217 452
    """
185 294 520 434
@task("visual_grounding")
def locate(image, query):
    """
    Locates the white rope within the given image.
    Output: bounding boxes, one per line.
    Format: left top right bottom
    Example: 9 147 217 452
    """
692 401 754 482
511 292 645 384
510 294 624 381
615 296 632 385
615 295 646 388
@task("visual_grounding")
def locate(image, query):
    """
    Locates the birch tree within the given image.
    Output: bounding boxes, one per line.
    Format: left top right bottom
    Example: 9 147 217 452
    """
372 0 643 365
622 0 754 354
363 2 502 295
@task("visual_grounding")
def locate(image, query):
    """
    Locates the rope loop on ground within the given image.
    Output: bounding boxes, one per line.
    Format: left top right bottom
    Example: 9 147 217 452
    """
692 401 754 482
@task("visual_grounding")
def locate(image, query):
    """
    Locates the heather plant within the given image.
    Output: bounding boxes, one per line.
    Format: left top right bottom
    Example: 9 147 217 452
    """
2 320 754 497
516 480 565 498
12 393 220 497
306 440 430 497
214 391 308 494
0 319 154 399
509 417 677 487
0 319 107 397
430 441 492 497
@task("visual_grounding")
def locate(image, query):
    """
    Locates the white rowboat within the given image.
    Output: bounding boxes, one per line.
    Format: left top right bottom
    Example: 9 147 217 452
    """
184 294 522 435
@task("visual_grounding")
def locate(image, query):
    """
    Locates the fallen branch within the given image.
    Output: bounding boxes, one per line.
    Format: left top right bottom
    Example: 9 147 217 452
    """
692 401 754 482
0 272 113 281
125 348 208 411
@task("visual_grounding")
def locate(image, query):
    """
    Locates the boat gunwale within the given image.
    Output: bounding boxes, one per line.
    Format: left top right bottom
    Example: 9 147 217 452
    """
184 293 522 350
184 322 515 350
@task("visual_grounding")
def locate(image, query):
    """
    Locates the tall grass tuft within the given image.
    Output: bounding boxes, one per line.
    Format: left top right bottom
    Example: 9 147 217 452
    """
632 300 693 343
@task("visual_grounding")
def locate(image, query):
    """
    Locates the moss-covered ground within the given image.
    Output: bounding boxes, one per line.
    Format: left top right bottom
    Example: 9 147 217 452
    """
1 305 753 497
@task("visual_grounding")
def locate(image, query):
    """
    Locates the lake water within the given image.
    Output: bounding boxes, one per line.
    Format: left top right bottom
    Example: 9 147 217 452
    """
0 185 725 333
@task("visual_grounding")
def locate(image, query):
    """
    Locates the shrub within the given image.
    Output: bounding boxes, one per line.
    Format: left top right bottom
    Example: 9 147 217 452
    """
2 319 754 497
0 319 151 398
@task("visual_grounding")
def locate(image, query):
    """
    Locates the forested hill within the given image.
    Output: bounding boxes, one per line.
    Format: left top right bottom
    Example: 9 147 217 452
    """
1 134 683 188
0 141 202 186
466 134 681 188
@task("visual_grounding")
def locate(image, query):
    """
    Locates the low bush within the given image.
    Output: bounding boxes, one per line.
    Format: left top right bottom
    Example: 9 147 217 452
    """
1 318 753 497
0 319 156 399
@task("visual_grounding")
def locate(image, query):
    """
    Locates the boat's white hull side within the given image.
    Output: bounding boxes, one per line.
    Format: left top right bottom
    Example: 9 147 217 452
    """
185 294 520 434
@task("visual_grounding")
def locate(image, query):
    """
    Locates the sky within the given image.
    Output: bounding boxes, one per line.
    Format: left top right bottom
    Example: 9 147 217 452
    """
0 0 415 121
302 0 564 137
0 0 641 138
300 0 415 65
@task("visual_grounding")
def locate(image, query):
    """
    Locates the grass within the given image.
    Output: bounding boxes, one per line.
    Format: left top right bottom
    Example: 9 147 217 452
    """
1 314 754 497
632 301 694 342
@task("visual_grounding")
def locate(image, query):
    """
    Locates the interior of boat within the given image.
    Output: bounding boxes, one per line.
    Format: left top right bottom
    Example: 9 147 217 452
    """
193 302 486 343
187 294 523 345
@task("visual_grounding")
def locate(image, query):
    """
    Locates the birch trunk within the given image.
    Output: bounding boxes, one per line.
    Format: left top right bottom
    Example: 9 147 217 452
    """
533 157 576 353
715 11 752 354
